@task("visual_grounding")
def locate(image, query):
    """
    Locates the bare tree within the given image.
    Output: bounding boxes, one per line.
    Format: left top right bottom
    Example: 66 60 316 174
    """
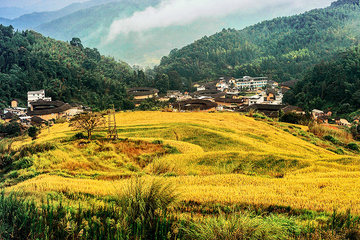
69 112 106 140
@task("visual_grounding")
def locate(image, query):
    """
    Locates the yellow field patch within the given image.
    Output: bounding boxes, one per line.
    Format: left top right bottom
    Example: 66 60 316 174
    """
10 172 360 214
4 111 360 214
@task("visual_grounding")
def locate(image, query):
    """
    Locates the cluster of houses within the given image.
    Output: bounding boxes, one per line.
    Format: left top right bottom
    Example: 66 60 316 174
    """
312 109 354 126
4 78 350 130
126 76 359 127
169 76 285 112
0 90 89 127
127 76 293 114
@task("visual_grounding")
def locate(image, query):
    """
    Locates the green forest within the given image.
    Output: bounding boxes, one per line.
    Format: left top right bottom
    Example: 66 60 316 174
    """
0 25 145 110
155 1 360 84
283 47 360 113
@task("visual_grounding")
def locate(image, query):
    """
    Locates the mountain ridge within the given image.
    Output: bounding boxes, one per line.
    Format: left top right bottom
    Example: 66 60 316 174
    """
154 0 360 85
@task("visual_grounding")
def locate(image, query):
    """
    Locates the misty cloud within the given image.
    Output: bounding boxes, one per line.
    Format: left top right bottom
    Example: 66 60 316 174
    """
105 0 333 43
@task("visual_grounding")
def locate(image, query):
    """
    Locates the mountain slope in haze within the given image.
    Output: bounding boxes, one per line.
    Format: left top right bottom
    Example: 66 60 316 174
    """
0 7 28 19
0 0 121 30
36 0 160 44
155 0 360 83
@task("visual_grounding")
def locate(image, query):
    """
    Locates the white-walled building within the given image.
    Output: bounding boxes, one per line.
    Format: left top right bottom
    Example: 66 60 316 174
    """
27 90 52 107
248 94 265 105
197 85 206 91
235 76 268 89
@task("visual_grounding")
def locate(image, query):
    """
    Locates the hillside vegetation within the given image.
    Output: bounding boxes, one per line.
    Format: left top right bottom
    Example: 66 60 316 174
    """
0 25 141 110
156 0 360 85
284 46 360 113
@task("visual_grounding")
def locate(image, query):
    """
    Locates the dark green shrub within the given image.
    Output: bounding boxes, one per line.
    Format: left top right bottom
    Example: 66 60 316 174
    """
151 140 163 145
4 122 21 137
253 113 266 119
323 135 340 144
347 142 359 151
280 112 302 124
18 142 56 158
334 148 345 155
28 126 38 139
164 144 180 154
0 154 12 168
71 132 86 140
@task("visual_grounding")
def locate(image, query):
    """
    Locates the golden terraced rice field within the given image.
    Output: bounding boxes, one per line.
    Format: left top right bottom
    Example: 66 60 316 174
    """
6 111 360 214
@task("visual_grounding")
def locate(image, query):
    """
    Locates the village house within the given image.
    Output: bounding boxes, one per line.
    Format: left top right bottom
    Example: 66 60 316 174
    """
312 109 324 119
127 87 159 100
265 89 276 101
197 85 206 91
127 87 160 107
235 76 268 89
239 104 300 118
3 112 17 123
30 116 47 127
19 116 32 126
339 119 351 126
27 89 52 107
166 90 182 99
11 99 19 108
280 79 299 94
248 94 265 105
171 99 217 112
27 99 72 121
3 107 27 117
216 81 229 92
353 117 359 123
317 116 329 124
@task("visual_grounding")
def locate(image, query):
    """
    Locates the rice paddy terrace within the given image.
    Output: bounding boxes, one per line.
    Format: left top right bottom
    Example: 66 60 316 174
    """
3 111 360 214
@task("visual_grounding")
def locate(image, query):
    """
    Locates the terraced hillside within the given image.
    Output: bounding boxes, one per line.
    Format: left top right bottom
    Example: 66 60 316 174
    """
2 111 359 216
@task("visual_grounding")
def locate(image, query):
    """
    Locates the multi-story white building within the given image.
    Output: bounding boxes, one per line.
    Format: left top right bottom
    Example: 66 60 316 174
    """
27 90 52 107
235 76 268 89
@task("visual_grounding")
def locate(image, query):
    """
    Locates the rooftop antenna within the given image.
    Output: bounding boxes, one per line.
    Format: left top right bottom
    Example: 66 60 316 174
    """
107 105 118 140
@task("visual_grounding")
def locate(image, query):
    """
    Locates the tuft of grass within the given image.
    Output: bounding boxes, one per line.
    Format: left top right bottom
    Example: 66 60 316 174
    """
115 177 180 236
180 211 301 240
309 123 353 145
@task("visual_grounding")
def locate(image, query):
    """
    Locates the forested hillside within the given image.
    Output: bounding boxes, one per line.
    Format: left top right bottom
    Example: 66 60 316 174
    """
283 47 360 113
156 0 360 84
0 25 141 110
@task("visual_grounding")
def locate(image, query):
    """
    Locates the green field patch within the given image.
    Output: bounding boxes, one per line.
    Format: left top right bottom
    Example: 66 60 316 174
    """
180 127 246 152
183 152 311 177
332 157 360 165
243 133 267 142
189 123 236 134
117 125 169 133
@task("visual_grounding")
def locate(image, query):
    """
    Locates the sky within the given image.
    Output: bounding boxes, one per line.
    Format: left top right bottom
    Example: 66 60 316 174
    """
1 0 335 15
0 0 89 12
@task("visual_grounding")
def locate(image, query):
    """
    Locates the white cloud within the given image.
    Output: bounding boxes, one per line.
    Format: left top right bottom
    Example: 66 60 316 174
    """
105 0 333 43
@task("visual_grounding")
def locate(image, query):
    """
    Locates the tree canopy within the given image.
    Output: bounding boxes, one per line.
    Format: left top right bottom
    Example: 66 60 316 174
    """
69 112 106 140
283 47 360 114
0 25 139 110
